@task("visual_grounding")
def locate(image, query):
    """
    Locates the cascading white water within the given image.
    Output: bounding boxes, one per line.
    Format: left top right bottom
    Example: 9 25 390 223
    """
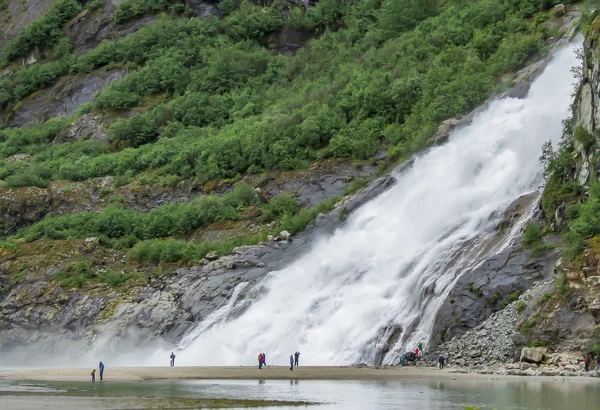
175 40 581 366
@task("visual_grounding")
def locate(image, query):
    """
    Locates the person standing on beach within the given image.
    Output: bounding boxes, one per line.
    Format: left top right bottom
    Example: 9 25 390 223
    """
170 352 176 367
262 353 267 367
290 354 294 371
258 353 263 369
584 354 591 372
438 355 445 370
99 361 105 381
294 351 300 367
91 369 96 383
399 354 405 367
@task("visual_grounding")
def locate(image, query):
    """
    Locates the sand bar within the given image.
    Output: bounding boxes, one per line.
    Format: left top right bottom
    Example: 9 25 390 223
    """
1 366 598 383
0 396 310 410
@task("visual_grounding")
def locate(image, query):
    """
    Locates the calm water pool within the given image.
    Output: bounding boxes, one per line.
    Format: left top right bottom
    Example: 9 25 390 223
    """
1 377 599 409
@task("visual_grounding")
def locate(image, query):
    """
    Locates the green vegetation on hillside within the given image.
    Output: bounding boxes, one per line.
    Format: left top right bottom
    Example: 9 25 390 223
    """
0 0 82 66
0 0 580 271
114 0 188 24
1 0 575 189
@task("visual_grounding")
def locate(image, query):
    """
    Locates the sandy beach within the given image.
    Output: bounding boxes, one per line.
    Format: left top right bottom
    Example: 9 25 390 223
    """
1 365 598 383
0 365 456 382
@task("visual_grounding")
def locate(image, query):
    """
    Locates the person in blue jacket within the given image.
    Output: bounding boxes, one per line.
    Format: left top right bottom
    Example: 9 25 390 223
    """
289 354 294 371
99 361 105 381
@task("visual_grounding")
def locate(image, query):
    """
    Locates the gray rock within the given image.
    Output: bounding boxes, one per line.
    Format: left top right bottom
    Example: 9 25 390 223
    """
521 347 547 364
4 154 32 163
205 251 219 261
8 70 127 127
54 114 108 144
277 231 292 241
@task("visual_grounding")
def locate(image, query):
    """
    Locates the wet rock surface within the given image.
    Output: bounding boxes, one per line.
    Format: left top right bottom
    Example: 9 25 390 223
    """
429 194 559 348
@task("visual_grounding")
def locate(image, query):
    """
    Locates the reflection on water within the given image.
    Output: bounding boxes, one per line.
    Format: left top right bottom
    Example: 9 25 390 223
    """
1 378 600 409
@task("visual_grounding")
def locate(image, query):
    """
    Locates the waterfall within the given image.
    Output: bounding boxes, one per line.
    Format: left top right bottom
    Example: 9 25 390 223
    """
175 40 580 366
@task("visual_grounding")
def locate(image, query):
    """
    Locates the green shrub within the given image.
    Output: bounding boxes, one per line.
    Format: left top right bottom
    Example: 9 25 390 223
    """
588 327 600 356
127 234 265 263
99 269 138 287
87 0 105 11
467 283 484 298
538 292 552 304
16 184 256 243
0 0 83 65
114 0 185 24
574 126 595 149
515 301 526 313
54 261 97 288
262 194 299 222
555 274 572 301
523 223 543 245
508 290 521 303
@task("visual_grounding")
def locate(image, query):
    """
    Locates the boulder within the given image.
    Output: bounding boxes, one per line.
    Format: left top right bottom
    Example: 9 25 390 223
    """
4 154 32 164
54 114 108 144
430 118 462 144
554 4 566 17
277 231 292 241
205 251 219 261
520 347 547 364
253 187 270 204
520 362 538 370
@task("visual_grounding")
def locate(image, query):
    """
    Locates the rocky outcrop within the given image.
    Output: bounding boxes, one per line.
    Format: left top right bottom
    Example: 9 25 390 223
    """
65 5 157 53
7 69 126 127
0 187 52 236
0 0 55 49
429 193 558 347
54 113 109 143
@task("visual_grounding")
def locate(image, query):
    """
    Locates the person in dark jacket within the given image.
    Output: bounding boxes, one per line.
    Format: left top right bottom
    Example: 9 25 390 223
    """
438 355 445 370
294 351 300 367
584 354 591 372
289 354 294 371
170 352 176 367
91 369 96 383
262 353 267 367
99 361 105 381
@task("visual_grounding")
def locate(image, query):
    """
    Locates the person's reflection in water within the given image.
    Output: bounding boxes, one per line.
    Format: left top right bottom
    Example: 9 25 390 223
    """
258 379 265 384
